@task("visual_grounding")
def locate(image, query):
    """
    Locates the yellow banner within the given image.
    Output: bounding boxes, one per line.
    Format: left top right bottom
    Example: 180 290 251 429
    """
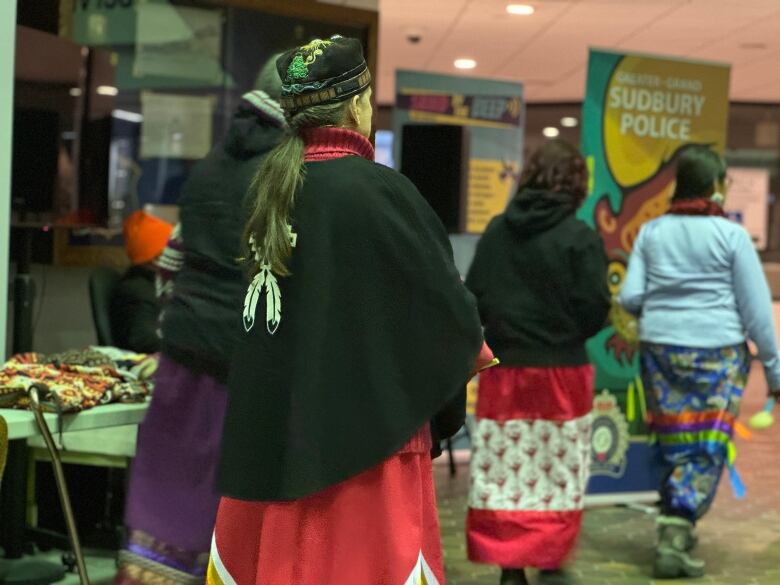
466 159 519 233
603 55 730 188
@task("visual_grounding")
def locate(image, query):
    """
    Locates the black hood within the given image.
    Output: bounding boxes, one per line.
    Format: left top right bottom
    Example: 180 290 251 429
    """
504 188 576 236
224 106 284 160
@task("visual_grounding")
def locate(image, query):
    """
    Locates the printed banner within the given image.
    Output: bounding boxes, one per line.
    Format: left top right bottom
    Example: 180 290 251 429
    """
579 49 731 498
396 93 523 129
467 159 521 233
393 70 524 235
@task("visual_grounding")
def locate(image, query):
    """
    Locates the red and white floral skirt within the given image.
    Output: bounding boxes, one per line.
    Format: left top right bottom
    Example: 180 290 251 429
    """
467 365 593 570
207 427 445 585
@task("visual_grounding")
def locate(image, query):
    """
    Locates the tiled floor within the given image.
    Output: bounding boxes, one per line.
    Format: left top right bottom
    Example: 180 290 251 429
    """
436 362 780 585
44 550 116 585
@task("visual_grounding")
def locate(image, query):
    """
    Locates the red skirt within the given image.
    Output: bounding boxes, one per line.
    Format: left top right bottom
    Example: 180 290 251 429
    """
467 366 593 570
207 428 444 585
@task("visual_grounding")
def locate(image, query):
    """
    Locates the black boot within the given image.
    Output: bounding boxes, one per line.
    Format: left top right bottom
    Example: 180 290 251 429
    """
500 568 530 585
654 515 705 579
539 568 576 585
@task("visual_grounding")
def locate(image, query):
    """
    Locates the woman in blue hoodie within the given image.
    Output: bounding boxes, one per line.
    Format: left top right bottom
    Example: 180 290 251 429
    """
465 139 610 585
619 145 780 579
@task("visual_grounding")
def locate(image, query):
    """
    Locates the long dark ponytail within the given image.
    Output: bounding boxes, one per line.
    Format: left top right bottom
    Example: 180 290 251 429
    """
244 100 351 276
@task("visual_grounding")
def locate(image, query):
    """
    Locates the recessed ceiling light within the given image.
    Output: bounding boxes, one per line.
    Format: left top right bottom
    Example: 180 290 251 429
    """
69 87 82 97
506 4 535 16
542 127 560 138
561 116 579 128
454 58 477 70
97 85 119 96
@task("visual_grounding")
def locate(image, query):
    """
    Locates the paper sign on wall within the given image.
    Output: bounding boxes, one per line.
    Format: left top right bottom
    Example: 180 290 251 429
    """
725 167 770 250
140 92 213 159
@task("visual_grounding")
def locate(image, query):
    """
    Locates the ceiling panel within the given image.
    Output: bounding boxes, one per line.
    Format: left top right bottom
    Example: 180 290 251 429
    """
747 83 780 102
427 2 574 78
376 0 469 102
377 0 780 103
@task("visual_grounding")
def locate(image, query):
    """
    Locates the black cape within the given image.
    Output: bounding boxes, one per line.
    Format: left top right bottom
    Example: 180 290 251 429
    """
217 155 483 501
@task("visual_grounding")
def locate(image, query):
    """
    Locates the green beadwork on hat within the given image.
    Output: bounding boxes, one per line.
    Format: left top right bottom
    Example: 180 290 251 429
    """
286 38 334 82
287 54 309 81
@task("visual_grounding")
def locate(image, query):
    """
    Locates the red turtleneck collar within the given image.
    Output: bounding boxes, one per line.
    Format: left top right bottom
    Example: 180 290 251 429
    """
667 198 726 217
302 127 375 162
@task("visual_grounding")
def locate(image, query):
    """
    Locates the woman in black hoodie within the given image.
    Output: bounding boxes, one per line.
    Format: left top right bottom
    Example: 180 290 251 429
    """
115 57 285 584
465 139 610 585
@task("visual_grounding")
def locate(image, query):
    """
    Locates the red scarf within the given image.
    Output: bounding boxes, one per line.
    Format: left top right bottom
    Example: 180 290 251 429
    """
301 127 375 162
667 198 726 217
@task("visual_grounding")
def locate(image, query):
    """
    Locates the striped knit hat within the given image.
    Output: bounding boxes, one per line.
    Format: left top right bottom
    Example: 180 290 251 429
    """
240 90 286 128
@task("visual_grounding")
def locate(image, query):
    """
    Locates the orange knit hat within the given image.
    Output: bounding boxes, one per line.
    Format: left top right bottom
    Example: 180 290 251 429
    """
124 210 173 265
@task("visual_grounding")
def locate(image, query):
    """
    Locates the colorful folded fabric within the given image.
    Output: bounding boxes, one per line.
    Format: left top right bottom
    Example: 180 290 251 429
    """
0 347 155 412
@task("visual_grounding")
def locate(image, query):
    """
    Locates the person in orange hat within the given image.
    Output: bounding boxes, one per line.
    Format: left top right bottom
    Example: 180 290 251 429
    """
110 209 173 353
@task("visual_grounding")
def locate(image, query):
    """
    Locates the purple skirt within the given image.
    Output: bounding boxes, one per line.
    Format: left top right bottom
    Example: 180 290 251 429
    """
118 355 227 583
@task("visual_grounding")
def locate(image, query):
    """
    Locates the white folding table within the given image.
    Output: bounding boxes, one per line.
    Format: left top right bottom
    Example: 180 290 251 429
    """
0 401 149 558
3 401 149 441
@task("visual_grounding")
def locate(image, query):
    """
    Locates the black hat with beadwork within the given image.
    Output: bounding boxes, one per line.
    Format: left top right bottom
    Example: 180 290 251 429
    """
276 35 371 114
